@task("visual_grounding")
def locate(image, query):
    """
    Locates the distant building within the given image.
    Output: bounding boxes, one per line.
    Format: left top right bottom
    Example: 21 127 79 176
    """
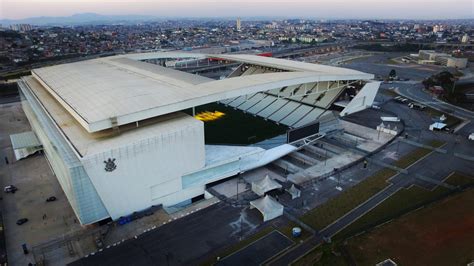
462 34 470 44
418 50 468 69
236 18 241 31
9 24 32 32
446 57 469 69
298 35 322 43
432 24 445 33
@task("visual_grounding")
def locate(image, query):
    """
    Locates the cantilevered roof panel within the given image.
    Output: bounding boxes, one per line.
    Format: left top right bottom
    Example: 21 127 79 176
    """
30 52 373 133
107 57 212 85
208 54 369 76
22 76 202 158
32 57 208 132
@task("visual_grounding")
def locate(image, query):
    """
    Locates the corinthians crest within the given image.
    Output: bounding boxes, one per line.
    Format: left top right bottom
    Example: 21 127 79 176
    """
104 158 117 172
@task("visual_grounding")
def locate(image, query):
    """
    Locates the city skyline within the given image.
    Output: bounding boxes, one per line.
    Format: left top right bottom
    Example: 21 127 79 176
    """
1 0 473 20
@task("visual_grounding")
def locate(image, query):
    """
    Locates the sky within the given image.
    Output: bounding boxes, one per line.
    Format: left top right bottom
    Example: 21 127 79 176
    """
1 0 473 20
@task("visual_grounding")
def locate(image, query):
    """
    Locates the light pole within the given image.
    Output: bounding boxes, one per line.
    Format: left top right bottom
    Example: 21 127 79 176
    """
236 177 239 202
324 149 328 166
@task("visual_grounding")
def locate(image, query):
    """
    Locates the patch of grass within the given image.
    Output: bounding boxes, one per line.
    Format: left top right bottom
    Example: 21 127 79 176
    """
294 172 473 266
199 226 274 266
335 185 450 240
335 168 466 240
337 173 473 240
291 243 347 266
300 143 443 231
345 188 474 266
393 140 444 169
300 167 396 230
381 89 398 97
388 58 401 64
444 172 474 187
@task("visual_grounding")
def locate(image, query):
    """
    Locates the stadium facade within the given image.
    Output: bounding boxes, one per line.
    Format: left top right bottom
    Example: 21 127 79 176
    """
18 52 379 225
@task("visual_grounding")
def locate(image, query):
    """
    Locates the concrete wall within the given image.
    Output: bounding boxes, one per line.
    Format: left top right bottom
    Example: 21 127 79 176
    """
81 117 205 220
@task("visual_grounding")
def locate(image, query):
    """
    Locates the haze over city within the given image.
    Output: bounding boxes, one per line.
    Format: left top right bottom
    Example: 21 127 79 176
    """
1 0 473 20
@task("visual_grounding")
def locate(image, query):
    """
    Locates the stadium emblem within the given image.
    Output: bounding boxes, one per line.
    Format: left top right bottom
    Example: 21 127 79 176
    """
104 158 117 172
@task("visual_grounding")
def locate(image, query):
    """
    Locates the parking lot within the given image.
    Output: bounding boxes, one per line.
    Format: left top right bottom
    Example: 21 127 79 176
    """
0 102 93 265
0 101 192 266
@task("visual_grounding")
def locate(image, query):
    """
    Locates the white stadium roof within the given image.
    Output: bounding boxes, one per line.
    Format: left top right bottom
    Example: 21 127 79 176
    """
213 54 367 75
29 51 373 133
22 76 202 157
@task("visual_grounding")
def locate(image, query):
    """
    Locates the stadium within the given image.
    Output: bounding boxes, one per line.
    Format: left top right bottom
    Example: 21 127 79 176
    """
17 51 379 225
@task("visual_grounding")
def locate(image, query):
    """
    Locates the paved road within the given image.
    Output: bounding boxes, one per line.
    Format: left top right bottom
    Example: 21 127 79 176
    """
343 53 444 81
269 161 414 266
267 181 407 266
392 82 474 139
70 203 262 266
269 136 474 266
394 82 474 121
218 231 293 266
319 176 411 237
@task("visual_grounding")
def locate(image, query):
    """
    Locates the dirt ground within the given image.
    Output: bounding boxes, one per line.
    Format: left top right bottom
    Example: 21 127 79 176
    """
346 188 474 266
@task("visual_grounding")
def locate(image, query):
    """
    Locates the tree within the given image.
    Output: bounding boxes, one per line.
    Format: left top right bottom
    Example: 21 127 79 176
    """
423 71 456 100
388 69 397 80
422 77 435 89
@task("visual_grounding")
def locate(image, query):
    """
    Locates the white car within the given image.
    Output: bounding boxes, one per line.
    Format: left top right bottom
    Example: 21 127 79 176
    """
4 185 18 193
469 133 474 141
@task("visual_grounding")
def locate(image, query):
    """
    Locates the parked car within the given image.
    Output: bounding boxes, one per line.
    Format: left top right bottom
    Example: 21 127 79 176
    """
4 185 18 193
16 218 28 225
408 102 426 110
394 96 408 103
46 196 57 202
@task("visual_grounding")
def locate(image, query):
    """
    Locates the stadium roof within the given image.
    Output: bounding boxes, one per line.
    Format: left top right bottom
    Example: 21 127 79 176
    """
30 51 373 133
213 54 367 75
22 76 202 158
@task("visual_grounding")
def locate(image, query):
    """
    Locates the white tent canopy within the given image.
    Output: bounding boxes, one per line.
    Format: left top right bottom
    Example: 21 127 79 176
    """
286 184 301 199
429 122 447 131
251 175 282 196
250 195 284 222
